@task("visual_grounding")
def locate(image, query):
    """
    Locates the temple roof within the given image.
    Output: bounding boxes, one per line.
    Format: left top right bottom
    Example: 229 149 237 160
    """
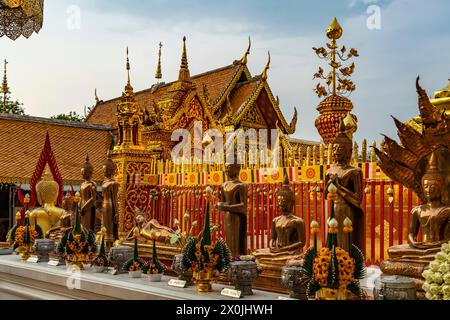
86 62 242 128
0 113 112 184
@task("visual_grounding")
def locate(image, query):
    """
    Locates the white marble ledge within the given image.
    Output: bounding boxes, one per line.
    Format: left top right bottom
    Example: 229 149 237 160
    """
0 255 286 300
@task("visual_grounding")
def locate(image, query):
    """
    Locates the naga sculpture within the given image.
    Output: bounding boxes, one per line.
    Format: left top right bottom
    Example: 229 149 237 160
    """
375 77 450 297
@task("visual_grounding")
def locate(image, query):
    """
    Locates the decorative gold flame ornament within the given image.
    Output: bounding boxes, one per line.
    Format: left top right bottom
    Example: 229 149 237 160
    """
0 0 44 40
313 17 359 144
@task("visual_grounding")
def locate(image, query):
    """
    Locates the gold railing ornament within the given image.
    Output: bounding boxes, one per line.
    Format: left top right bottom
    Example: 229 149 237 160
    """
0 0 44 40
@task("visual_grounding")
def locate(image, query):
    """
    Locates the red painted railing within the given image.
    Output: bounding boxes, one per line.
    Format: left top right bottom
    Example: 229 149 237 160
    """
145 180 419 264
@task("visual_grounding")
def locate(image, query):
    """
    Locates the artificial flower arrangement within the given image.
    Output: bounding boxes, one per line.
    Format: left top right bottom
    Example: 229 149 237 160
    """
8 210 43 260
302 183 366 300
422 241 450 300
143 232 167 282
181 187 231 292
90 227 109 272
123 227 146 278
57 192 97 270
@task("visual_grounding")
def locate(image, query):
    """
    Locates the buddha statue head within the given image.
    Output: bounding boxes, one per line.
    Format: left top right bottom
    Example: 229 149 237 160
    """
332 119 353 165
225 154 241 180
36 168 59 206
422 151 444 203
81 154 94 181
102 155 115 179
277 174 295 215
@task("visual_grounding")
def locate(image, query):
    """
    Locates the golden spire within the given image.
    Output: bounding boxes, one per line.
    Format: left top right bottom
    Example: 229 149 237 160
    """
241 36 251 65
313 17 358 98
124 46 134 96
261 51 271 82
178 36 190 82
1 59 10 113
155 42 162 81
326 17 343 40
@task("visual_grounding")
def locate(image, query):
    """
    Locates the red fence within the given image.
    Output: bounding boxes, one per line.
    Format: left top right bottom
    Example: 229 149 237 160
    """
145 180 419 265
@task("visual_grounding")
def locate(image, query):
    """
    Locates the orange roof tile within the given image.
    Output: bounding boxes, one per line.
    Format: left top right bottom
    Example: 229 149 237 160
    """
0 114 112 184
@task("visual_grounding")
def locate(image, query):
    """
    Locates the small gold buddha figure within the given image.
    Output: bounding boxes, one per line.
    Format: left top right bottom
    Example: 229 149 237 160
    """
80 155 97 231
102 156 120 243
270 174 306 254
215 161 248 257
30 168 66 236
325 120 364 251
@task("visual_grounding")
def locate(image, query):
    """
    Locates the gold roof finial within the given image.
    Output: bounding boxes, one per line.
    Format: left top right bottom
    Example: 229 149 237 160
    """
155 42 162 81
241 36 251 65
326 17 343 40
313 17 358 98
178 36 190 82
434 78 450 99
124 47 134 96
1 59 10 113
261 51 271 82
94 88 100 104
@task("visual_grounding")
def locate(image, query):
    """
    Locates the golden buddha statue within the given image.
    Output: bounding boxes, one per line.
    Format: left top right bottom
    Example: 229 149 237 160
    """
325 120 364 251
46 193 74 240
215 161 248 257
80 155 97 231
101 156 120 244
30 168 66 236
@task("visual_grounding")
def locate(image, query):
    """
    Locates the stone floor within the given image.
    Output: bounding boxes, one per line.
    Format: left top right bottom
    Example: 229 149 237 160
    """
0 254 379 300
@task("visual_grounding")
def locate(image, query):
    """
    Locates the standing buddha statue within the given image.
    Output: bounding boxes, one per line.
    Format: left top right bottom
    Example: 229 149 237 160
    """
215 161 248 257
102 156 120 244
29 168 66 236
80 155 97 231
324 120 364 251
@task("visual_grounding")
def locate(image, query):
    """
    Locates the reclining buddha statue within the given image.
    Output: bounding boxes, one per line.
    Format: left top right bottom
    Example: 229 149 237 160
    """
30 168 67 236
375 78 450 298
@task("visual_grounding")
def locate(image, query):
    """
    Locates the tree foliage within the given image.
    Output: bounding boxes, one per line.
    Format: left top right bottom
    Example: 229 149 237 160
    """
1 96 25 115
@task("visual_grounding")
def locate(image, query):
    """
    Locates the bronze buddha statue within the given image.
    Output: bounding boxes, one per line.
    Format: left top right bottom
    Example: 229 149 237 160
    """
215 161 248 257
270 174 306 254
80 155 97 231
30 168 66 236
325 120 364 251
375 78 450 298
102 156 120 243
384 152 450 264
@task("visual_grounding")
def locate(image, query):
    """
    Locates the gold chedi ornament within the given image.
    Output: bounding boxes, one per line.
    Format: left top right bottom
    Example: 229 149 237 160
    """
0 0 44 40
313 17 359 144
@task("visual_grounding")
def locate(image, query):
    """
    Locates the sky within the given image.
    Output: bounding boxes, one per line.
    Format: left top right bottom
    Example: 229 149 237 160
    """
2 0 450 144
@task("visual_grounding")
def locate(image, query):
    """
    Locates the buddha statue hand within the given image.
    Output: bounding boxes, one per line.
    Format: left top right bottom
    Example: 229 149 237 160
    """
215 202 227 211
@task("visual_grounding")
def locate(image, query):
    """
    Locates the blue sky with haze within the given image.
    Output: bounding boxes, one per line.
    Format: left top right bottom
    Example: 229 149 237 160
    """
2 0 450 144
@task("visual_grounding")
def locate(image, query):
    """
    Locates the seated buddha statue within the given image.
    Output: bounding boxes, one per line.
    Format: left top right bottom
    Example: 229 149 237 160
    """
381 152 450 290
46 193 74 240
252 175 306 291
29 168 67 236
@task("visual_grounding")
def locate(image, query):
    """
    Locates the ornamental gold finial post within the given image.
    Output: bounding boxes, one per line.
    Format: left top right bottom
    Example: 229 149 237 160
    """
155 42 162 81
126 46 131 86
178 36 190 82
313 17 359 98
1 59 10 113
261 51 271 82
241 36 251 65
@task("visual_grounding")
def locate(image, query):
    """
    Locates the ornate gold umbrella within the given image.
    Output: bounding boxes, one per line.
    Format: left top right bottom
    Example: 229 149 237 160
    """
0 0 44 40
